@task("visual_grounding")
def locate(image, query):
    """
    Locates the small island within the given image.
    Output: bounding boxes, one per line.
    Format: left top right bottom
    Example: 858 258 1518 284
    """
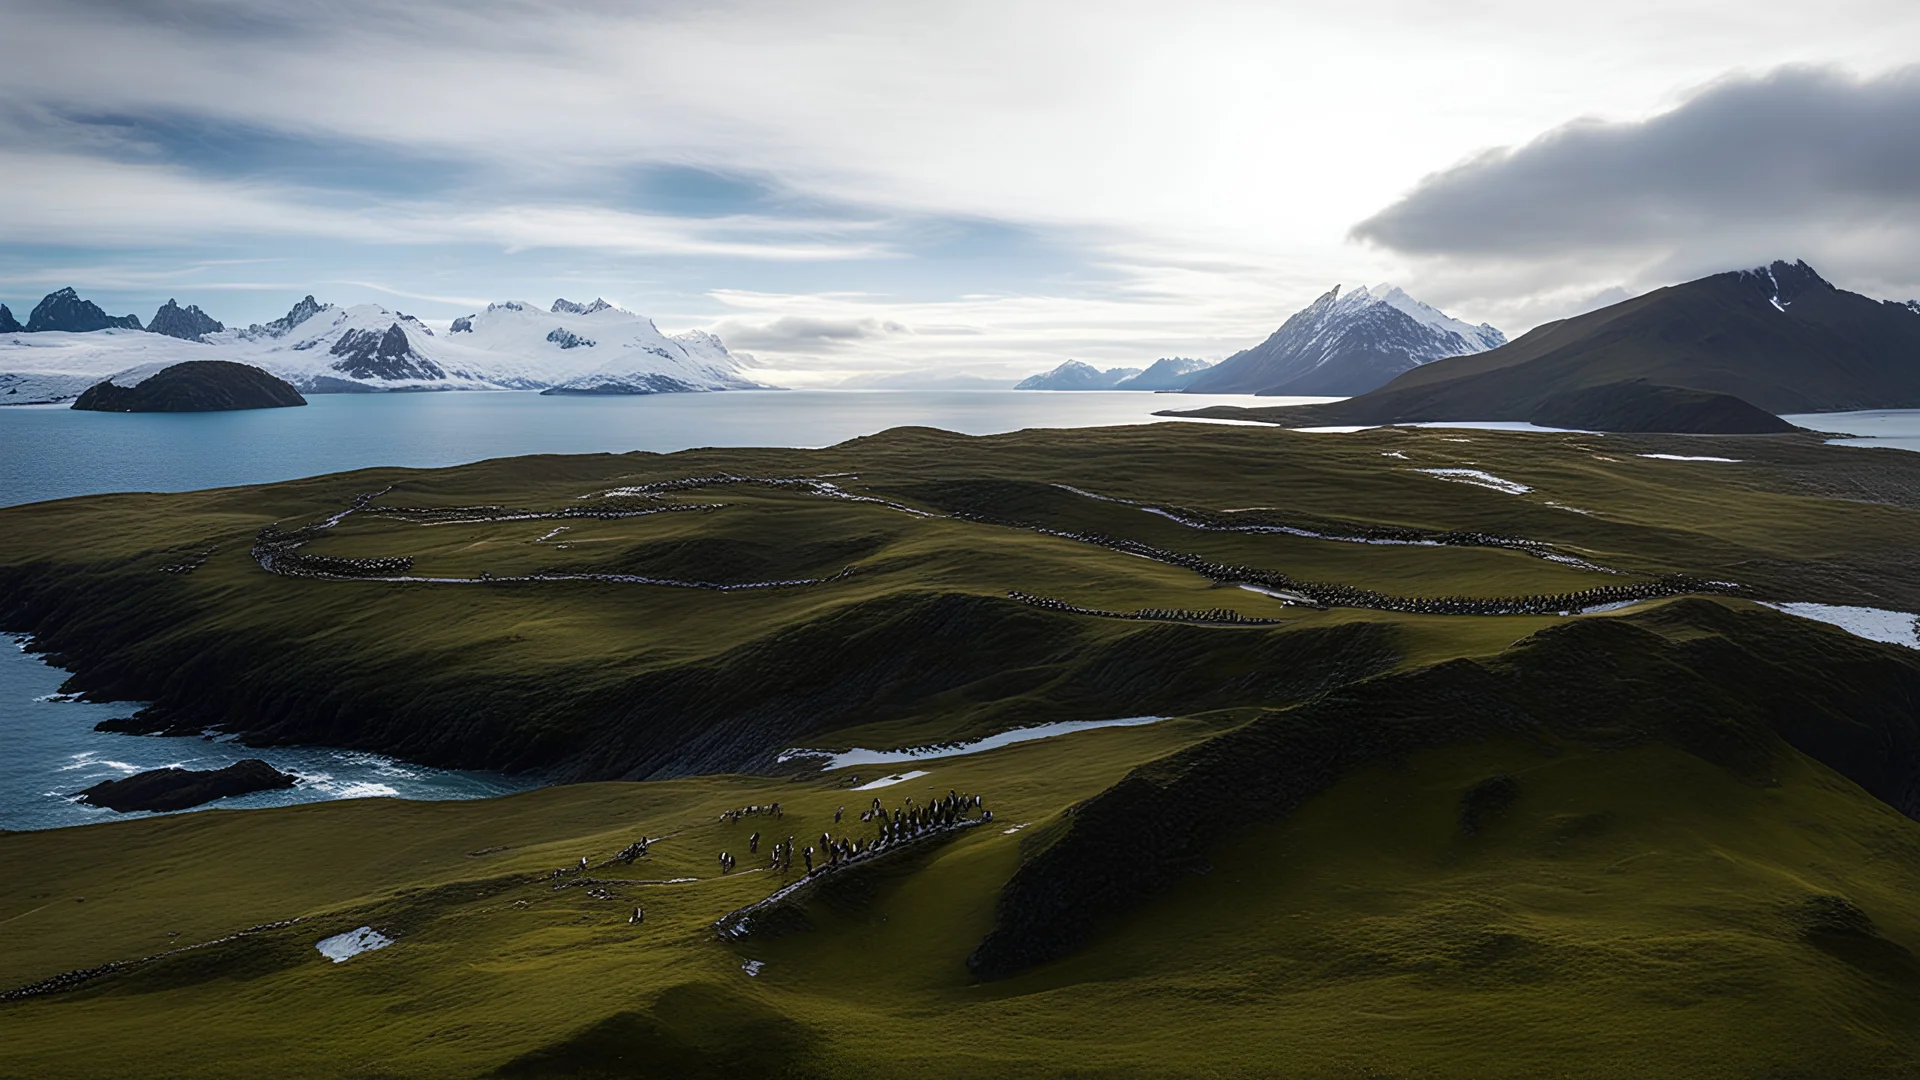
73 759 298 812
72 360 307 413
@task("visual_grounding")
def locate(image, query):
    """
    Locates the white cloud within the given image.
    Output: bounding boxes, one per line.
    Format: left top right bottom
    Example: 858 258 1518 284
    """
0 151 892 261
6 0 1920 357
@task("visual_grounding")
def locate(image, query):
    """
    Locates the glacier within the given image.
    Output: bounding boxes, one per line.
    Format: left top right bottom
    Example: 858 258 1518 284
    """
0 294 771 404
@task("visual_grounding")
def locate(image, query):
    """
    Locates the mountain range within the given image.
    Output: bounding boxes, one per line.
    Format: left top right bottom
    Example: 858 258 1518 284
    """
1184 284 1506 396
1164 260 1920 433
1016 357 1213 391
0 291 768 404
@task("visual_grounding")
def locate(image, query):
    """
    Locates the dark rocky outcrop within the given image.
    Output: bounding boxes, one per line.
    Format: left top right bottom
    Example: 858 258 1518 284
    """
329 323 444 380
74 759 297 812
147 299 226 342
551 298 613 315
0 304 20 333
72 361 307 412
25 287 143 333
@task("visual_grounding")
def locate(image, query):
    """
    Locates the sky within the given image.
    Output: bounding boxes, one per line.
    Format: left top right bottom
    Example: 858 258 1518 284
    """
2 0 1918 387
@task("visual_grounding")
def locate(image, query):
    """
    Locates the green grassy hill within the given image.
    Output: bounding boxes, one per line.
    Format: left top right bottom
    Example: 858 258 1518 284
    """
5 421 1920 1076
6 603 1920 1077
5 423 1918 780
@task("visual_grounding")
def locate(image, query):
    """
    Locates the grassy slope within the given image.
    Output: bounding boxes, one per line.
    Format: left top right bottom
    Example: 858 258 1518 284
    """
5 700 1919 1078
3 424 1918 782
4 424 1920 1075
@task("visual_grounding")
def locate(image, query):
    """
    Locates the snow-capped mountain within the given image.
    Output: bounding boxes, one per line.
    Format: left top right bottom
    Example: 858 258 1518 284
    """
1183 284 1506 396
26 287 143 334
1014 360 1143 390
0 291 771 403
1114 357 1213 391
148 299 225 342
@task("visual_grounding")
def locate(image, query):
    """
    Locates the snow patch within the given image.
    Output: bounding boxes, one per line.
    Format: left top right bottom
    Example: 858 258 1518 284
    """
316 926 392 963
782 716 1169 772
741 959 765 977
1414 468 1532 495
1637 454 1741 462
852 770 930 790
1762 603 1920 650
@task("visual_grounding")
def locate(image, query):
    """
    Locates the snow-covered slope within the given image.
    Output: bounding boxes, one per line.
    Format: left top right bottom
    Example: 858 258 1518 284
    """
1184 284 1506 396
1014 360 1143 390
0 329 212 404
0 295 770 402
446 301 767 394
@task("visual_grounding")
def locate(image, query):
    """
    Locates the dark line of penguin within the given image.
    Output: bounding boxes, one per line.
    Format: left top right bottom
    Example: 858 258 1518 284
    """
249 474 912 585
251 475 1728 617
715 791 988 878
1141 503 1621 574
961 512 1734 617
712 790 993 940
156 546 219 575
0 917 305 1003
1008 590 1285 625
365 502 716 524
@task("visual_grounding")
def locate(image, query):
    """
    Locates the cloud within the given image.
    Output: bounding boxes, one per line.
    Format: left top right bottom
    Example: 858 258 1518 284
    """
1352 65 1920 318
714 315 911 351
0 151 894 261
11 2 1920 348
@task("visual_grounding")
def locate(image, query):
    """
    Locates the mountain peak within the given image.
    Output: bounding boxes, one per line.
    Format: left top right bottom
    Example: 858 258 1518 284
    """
552 298 615 316
1015 359 1143 390
149 299 226 342
1184 283 1505 395
1736 259 1832 311
1113 357 1215 391
25 287 144 334
245 295 328 339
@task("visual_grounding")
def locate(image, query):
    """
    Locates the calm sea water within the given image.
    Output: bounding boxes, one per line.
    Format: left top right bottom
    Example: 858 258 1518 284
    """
1787 409 1920 453
1 635 534 831
0 389 1287 508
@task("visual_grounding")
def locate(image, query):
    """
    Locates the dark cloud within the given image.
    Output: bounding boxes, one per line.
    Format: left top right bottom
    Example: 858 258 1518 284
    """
1353 65 1920 258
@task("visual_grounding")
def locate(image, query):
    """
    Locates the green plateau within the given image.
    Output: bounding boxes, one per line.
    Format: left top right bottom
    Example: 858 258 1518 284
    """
5 421 1920 1078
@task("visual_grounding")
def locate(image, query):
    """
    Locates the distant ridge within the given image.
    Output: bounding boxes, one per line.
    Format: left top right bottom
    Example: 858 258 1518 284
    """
0 290 769 401
1184 283 1504 396
1162 260 1920 433
1015 360 1142 390
1117 357 1213 391
25 287 142 333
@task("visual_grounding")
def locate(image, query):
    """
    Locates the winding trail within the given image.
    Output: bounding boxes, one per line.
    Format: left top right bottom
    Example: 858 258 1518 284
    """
249 475 1742 617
